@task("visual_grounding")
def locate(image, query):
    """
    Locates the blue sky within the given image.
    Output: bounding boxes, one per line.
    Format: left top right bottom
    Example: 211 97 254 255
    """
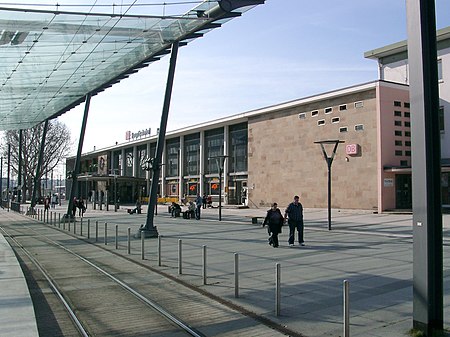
3 0 450 154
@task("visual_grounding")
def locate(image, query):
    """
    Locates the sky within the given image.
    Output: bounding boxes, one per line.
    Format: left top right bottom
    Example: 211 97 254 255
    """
2 0 450 157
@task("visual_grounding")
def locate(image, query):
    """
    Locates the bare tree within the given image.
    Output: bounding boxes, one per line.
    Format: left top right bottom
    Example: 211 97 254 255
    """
1 120 72 201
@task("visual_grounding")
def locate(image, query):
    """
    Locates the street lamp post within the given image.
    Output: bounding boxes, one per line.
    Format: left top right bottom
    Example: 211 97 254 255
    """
210 155 228 221
314 140 344 230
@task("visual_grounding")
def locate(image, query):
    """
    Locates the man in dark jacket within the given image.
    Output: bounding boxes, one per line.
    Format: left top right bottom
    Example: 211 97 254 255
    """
263 202 284 248
284 195 304 246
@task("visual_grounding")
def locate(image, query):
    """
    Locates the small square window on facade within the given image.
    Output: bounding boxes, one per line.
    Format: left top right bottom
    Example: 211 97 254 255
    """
339 104 347 111
339 126 348 133
404 121 411 127
394 111 402 117
394 120 402 126
311 110 319 117
324 107 333 114
405 131 411 137
354 101 364 108
395 140 402 146
298 113 306 119
404 102 410 108
394 101 402 107
317 119 325 126
331 117 340 124
405 150 411 156
395 130 402 136
405 141 411 147
355 124 364 131
404 112 410 118
395 150 403 156
400 160 408 166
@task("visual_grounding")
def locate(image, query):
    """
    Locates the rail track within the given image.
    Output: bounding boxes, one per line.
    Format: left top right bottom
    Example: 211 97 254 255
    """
1 214 288 336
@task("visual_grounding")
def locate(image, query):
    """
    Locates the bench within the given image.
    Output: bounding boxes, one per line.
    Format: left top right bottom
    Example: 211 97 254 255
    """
250 216 265 225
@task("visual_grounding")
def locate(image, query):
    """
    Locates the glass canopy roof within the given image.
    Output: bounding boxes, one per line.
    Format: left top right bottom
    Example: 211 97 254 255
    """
0 1 262 131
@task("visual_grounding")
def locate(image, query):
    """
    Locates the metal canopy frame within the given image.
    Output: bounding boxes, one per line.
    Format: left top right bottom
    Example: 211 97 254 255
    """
0 0 263 131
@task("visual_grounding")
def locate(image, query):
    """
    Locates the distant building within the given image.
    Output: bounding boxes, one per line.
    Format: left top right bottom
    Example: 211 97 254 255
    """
67 27 450 212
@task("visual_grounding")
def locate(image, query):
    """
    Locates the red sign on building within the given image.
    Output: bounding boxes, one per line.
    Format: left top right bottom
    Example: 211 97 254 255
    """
345 144 360 155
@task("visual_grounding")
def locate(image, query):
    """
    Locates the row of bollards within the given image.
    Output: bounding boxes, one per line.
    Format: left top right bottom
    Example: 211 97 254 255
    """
26 208 352 333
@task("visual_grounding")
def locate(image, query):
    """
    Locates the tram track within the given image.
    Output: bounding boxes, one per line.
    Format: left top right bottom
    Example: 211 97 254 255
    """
1 222 205 337
1 215 290 337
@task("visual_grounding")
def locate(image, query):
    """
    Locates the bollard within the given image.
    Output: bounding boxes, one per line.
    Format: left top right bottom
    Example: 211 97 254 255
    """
127 227 131 254
95 221 98 242
80 218 83 236
58 213 61 228
73 218 76 235
275 263 281 316
158 235 162 266
141 234 145 260
343 280 349 337
63 216 66 230
49 212 52 225
202 245 207 285
115 225 118 249
178 239 182 274
104 223 108 245
87 219 90 239
234 253 239 298
68 217 71 232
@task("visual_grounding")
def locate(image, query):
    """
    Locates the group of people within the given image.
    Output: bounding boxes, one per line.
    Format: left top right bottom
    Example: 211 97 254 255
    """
43 194 59 212
171 194 204 220
263 195 304 248
71 197 86 217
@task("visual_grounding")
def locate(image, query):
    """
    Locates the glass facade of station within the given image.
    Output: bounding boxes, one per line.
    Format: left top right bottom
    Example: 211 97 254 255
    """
68 122 249 207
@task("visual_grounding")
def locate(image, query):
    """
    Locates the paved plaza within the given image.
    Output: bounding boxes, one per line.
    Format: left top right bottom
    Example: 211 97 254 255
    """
1 203 449 336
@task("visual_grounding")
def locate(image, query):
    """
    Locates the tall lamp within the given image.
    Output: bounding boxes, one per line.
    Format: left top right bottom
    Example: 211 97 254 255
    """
314 140 344 230
210 155 228 221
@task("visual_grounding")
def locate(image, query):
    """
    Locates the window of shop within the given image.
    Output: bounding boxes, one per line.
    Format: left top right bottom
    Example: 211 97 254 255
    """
187 182 198 196
210 180 220 195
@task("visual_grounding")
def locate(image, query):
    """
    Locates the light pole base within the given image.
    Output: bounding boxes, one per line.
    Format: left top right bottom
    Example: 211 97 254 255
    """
135 224 159 238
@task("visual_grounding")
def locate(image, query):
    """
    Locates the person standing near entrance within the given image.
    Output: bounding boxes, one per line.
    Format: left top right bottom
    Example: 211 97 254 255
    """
284 195 304 246
195 194 202 220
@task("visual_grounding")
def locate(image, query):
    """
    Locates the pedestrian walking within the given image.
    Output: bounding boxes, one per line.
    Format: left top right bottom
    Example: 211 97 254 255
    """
263 202 284 248
284 195 305 246
202 193 207 209
195 194 202 220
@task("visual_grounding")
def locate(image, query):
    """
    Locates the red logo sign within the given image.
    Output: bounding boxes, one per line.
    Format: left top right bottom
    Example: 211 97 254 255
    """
346 144 359 155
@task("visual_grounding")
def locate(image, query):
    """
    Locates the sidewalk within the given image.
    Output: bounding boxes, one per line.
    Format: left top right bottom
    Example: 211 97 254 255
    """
0 210 39 337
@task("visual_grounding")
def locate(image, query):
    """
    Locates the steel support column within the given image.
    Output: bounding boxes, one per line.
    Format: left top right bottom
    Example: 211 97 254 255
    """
66 94 92 218
406 0 443 335
140 41 179 237
6 143 10 211
31 121 49 208
18 129 23 203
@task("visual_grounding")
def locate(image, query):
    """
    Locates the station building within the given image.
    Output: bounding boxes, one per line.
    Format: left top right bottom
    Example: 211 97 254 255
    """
67 26 450 213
